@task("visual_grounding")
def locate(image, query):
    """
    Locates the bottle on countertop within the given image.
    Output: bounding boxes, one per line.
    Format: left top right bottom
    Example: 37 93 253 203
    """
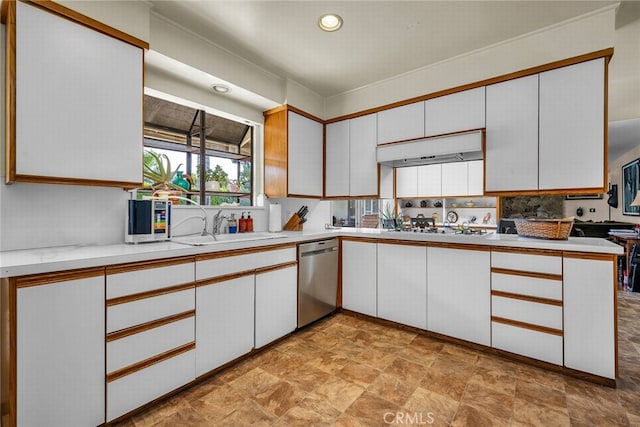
247 212 254 232
239 212 247 233
228 213 238 234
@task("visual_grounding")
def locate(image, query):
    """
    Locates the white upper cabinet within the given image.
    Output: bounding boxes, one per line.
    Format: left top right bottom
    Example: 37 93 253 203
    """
417 164 442 197
379 165 394 199
325 121 350 197
395 166 418 198
441 162 468 197
350 114 379 196
424 87 486 136
288 111 324 197
539 59 605 191
12 1 144 186
467 160 484 196
377 101 424 144
485 74 539 192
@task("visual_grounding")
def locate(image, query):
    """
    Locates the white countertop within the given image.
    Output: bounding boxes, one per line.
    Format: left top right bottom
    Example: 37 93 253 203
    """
0 228 623 278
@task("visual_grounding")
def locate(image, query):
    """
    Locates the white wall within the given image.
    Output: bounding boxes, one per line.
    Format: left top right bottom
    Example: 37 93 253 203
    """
325 6 616 119
609 145 640 224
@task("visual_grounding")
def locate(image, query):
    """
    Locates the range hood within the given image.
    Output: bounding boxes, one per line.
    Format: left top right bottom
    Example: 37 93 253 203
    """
377 129 483 168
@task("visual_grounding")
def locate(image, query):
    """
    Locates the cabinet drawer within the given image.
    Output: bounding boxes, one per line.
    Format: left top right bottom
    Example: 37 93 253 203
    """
107 349 195 422
491 251 561 275
107 316 195 373
107 261 194 299
107 288 194 333
491 272 562 300
196 247 296 280
492 296 562 330
492 322 563 365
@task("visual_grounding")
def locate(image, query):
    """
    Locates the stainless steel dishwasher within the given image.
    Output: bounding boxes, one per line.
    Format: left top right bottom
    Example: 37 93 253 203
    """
298 239 339 327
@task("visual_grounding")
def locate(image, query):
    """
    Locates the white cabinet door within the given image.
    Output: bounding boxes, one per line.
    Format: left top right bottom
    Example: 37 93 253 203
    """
424 87 486 136
441 162 468 196
417 164 442 197
467 160 484 196
485 74 539 192
342 241 377 317
396 166 418 198
377 244 427 329
377 101 425 144
539 58 605 191
17 276 105 427
14 2 142 185
255 265 297 348
563 256 615 379
288 111 324 197
379 165 394 199
325 120 350 197
427 247 491 345
350 113 379 196
196 275 255 376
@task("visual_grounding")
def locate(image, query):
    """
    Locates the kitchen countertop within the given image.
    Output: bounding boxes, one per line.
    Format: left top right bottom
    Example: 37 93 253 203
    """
0 228 623 278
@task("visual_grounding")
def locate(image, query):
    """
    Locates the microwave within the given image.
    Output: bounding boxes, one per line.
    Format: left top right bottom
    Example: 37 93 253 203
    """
125 200 172 243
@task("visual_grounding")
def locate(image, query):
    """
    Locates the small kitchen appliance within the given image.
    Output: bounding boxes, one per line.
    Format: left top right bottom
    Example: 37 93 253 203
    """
125 199 172 243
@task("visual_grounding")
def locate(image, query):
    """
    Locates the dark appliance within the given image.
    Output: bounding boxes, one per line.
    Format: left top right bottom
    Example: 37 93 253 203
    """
607 184 618 208
125 199 172 243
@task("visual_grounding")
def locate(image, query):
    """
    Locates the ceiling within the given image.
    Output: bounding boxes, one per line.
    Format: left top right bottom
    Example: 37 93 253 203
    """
146 1 639 160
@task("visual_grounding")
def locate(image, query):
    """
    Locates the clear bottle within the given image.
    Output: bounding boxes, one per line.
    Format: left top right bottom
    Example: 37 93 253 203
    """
247 212 254 232
239 212 247 233
228 213 238 233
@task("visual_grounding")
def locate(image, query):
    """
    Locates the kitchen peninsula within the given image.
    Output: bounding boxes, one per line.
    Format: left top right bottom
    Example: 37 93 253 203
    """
0 228 623 426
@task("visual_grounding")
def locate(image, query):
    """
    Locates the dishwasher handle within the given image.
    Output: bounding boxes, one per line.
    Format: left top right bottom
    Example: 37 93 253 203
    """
300 246 337 257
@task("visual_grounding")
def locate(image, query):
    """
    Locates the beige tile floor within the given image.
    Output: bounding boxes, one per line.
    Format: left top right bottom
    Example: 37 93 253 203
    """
119 290 640 426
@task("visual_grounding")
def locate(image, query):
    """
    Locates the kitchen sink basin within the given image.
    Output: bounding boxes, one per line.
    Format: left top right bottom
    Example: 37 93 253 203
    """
173 232 287 246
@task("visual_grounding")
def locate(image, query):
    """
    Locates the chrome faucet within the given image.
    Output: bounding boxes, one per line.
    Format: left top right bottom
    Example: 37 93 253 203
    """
211 210 227 235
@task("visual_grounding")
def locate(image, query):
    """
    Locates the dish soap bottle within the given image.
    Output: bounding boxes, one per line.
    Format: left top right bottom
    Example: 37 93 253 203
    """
247 212 254 232
228 213 238 234
239 212 247 233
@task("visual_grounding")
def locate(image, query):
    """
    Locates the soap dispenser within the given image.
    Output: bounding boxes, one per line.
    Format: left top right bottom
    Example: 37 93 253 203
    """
239 212 247 233
228 213 238 233
247 212 254 232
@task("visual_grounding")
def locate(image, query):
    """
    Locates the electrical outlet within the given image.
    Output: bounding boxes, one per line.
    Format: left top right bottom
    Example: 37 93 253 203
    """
589 208 596 213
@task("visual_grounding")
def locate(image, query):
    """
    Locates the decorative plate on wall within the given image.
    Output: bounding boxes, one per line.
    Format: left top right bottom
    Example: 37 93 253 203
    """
447 211 458 223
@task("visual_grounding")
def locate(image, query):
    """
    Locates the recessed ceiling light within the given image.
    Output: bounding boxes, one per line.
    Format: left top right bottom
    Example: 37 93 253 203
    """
212 84 230 94
318 13 343 32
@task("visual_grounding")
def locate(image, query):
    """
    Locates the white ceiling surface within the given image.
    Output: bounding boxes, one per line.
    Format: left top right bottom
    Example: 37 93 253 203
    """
146 1 639 157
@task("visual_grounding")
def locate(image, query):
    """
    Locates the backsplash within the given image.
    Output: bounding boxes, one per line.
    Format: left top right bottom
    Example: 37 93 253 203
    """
501 196 564 219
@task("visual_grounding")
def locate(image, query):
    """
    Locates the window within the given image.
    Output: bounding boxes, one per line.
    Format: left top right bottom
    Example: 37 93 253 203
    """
142 94 253 206
331 199 382 228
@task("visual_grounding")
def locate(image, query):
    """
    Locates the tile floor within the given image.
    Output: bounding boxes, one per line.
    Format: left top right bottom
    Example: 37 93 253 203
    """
119 290 640 426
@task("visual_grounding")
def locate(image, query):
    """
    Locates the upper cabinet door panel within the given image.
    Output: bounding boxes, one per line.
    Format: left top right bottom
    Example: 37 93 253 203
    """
325 121 350 197
467 160 484 196
396 166 418 198
485 75 539 192
538 59 605 191
424 87 486 137
287 111 323 197
15 2 143 185
350 113 379 196
377 101 424 145
417 164 442 197
441 162 468 196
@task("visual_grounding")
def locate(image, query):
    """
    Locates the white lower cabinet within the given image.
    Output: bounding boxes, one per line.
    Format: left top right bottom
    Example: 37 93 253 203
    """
377 243 427 329
196 274 255 376
427 247 491 345
255 265 298 348
16 274 105 427
563 255 616 379
341 240 378 317
492 322 563 365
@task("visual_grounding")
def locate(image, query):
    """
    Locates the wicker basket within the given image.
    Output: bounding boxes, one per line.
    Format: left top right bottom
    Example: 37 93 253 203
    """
514 219 574 240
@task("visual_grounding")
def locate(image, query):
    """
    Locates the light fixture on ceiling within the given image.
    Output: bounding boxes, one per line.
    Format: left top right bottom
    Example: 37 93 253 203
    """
212 84 230 94
318 13 343 32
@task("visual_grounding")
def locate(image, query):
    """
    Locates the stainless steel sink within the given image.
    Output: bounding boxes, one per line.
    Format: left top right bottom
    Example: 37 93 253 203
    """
172 232 287 246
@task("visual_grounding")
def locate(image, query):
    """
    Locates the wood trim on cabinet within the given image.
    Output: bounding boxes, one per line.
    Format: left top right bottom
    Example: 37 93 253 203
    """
12 0 149 49
195 270 255 287
106 283 194 307
613 258 619 377
106 342 195 383
377 239 427 247
427 241 492 252
491 316 563 336
106 310 195 342
324 48 614 124
4 0 16 184
340 236 380 244
14 267 105 288
491 267 562 282
562 251 617 262
195 243 296 261
106 256 194 275
255 261 297 275
376 127 486 147
485 186 608 197
491 290 562 307
0 278 17 427
491 247 562 257
8 174 142 188
264 107 288 198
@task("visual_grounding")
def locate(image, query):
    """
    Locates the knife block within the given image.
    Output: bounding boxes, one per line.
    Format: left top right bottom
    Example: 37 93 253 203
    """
283 213 304 231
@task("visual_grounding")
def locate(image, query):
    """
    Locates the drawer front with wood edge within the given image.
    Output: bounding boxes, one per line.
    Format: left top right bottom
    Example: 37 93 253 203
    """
106 257 195 299
491 321 563 365
195 244 296 280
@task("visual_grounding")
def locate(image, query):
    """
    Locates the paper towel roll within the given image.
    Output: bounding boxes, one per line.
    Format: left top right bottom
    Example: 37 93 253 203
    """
269 204 282 232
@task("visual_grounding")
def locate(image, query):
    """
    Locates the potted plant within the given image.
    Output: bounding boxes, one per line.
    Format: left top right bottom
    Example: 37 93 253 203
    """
205 165 228 192
143 150 184 201
381 204 400 230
